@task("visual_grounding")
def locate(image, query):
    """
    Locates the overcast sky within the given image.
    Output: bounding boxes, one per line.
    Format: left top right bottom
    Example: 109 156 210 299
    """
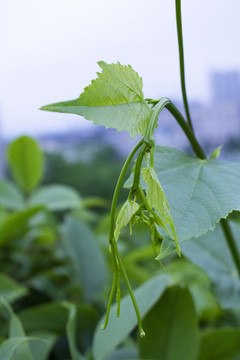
1 0 240 138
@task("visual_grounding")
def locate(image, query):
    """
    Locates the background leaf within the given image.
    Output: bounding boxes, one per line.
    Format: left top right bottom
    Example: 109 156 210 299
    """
93 274 168 360
0 206 42 246
198 328 240 360
41 62 151 138
0 273 28 303
65 303 86 360
19 302 97 335
139 286 199 360
61 216 107 301
182 221 240 309
29 184 82 211
0 181 24 210
7 136 43 192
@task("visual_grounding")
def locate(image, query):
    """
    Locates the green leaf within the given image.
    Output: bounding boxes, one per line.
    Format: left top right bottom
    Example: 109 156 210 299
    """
182 221 240 309
19 302 97 335
65 303 86 360
114 199 140 240
29 184 82 211
0 181 24 210
146 146 240 241
142 166 180 254
41 62 151 138
164 261 220 321
0 273 28 303
198 328 240 360
139 286 199 360
0 337 33 360
0 298 33 360
7 136 43 192
61 216 107 301
0 206 42 246
92 274 168 360
28 332 56 360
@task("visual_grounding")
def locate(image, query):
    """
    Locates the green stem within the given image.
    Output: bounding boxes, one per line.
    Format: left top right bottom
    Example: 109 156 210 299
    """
132 144 148 192
166 102 205 159
220 219 240 277
112 240 145 337
175 0 193 132
145 97 205 160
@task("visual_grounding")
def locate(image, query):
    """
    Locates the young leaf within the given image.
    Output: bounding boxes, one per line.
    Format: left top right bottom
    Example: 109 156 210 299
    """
114 199 140 240
142 166 180 254
7 136 43 193
41 62 151 138
139 286 199 360
210 145 223 160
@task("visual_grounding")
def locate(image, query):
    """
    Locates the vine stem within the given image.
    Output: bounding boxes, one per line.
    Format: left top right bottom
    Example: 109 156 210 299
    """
175 0 193 132
175 0 240 277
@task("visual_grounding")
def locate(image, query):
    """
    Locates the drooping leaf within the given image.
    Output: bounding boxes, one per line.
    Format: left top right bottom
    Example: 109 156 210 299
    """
65 303 87 360
0 206 42 246
114 199 140 240
126 146 240 242
0 273 28 303
0 181 24 210
198 328 240 360
29 184 82 211
93 274 168 360
41 62 151 138
142 166 180 254
7 136 43 192
182 221 240 309
139 286 199 360
61 216 107 301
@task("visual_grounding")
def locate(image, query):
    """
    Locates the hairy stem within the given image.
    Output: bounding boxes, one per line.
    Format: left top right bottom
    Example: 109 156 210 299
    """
175 0 193 132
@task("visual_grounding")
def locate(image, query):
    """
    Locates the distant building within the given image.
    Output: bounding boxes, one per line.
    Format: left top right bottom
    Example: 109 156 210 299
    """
211 71 240 103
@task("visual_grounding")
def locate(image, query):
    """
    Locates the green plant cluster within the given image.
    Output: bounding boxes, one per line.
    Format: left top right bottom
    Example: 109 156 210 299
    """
1 0 240 359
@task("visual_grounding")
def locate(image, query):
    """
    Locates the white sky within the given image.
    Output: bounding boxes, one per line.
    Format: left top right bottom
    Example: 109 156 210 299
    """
1 0 240 138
